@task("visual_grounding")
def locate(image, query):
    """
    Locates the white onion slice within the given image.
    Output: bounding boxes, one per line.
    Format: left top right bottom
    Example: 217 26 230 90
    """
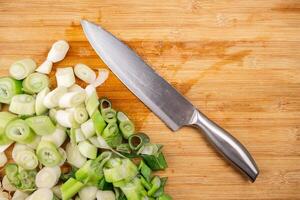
74 63 96 84
47 40 69 63
35 60 53 75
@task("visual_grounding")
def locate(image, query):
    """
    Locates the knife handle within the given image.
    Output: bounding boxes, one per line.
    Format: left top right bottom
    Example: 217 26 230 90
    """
190 109 259 182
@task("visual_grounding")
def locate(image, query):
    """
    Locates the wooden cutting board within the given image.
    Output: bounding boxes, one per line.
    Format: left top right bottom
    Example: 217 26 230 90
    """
0 0 299 199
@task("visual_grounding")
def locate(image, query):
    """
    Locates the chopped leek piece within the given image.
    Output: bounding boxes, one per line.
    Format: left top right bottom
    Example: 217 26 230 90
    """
9 94 35 115
0 77 23 104
141 152 168 171
80 119 96 138
78 186 98 200
35 166 61 188
152 177 168 198
49 108 57 123
116 143 131 154
85 85 99 116
74 63 96 84
59 91 86 108
60 166 78 182
78 140 97 159
74 128 86 143
102 122 122 148
5 119 36 144
128 133 150 151
9 58 36 80
37 141 62 167
137 143 160 155
25 115 55 135
5 163 20 187
2 175 17 192
73 105 89 124
27 188 54 200
58 147 67 166
36 60 53 74
91 68 109 88
22 72 49 94
14 148 38 170
120 177 148 200
96 190 116 200
55 110 79 128
56 67 75 88
41 126 67 147
98 178 113 191
68 84 85 93
0 152 7 167
99 98 112 111
47 40 69 63
148 176 161 196
104 158 138 183
66 143 87 168
12 189 29 200
102 108 117 124
35 87 50 115
43 86 67 108
91 110 106 135
61 178 84 200
140 176 151 190
117 112 135 139
139 160 152 182
26 135 41 149
12 143 32 161
0 112 17 145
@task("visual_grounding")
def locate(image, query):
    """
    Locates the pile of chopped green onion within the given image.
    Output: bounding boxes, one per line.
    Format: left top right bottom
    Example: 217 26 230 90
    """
0 40 172 200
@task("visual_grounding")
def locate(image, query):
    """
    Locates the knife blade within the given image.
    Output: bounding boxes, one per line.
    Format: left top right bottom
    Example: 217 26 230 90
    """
81 20 259 182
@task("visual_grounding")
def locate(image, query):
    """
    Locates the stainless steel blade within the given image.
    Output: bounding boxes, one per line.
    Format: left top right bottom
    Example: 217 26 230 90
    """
81 20 195 131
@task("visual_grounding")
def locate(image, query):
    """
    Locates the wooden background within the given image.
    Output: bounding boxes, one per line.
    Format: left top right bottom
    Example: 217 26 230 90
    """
0 0 300 199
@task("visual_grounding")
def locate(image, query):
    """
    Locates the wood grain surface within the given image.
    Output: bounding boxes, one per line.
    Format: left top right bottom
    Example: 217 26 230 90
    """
0 0 300 199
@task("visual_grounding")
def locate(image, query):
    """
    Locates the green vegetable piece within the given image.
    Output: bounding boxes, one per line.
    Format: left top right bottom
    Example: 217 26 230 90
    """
153 177 168 198
120 177 148 200
60 166 78 182
158 194 172 200
140 176 151 190
61 178 84 200
101 122 122 148
25 115 55 135
141 152 168 171
116 143 131 154
117 111 135 139
9 58 36 80
98 178 113 191
5 119 36 144
114 188 127 200
36 141 62 167
139 160 152 182
35 87 50 115
0 112 17 145
99 98 112 111
128 133 150 151
148 176 161 196
0 77 22 104
9 94 35 115
5 163 20 186
22 72 49 94
102 108 117 124
91 110 106 135
78 140 97 159
85 90 99 116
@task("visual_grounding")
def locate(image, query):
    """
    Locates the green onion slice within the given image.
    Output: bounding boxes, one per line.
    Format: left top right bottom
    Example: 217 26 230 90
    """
78 186 98 200
65 142 87 168
15 149 38 170
22 72 49 94
47 40 69 63
35 60 53 75
91 68 109 88
0 112 17 145
25 115 55 136
43 86 67 109
139 160 152 182
96 190 116 200
35 166 61 188
77 140 97 159
56 67 75 88
116 143 132 154
80 119 96 139
85 85 99 116
72 105 88 124
36 141 62 167
119 177 147 200
27 188 54 200
141 152 168 171
0 77 22 104
61 178 84 200
5 119 36 144
35 87 50 115
148 176 161 196
9 94 35 115
128 133 150 151
55 110 79 128
59 91 86 108
102 122 122 148
9 58 36 80
102 108 117 124
91 110 106 135
74 63 96 84
41 126 67 147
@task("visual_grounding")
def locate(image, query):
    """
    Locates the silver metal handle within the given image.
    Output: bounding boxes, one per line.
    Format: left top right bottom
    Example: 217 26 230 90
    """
190 109 259 182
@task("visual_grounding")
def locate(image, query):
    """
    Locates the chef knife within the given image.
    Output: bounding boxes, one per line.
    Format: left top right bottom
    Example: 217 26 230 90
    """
81 20 259 182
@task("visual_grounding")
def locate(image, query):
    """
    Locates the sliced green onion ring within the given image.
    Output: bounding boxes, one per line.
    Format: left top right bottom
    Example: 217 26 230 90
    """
78 186 98 200
35 87 50 115
96 190 116 200
27 188 54 200
118 111 135 139
47 40 69 63
102 122 122 148
102 108 117 124
78 140 97 159
15 148 39 170
22 72 49 94
35 166 61 188
5 119 36 144
59 91 86 108
61 178 84 200
26 135 41 149
0 77 22 104
41 127 66 147
128 133 150 151
80 119 95 138
56 67 75 88
74 63 96 84
9 94 35 115
91 68 109 88
74 128 86 143
72 105 88 124
36 141 62 167
65 142 87 168
43 86 67 109
85 85 99 116
91 110 106 135
0 112 17 145
55 110 79 128
9 58 36 80
68 84 85 93
12 189 30 200
25 115 55 136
